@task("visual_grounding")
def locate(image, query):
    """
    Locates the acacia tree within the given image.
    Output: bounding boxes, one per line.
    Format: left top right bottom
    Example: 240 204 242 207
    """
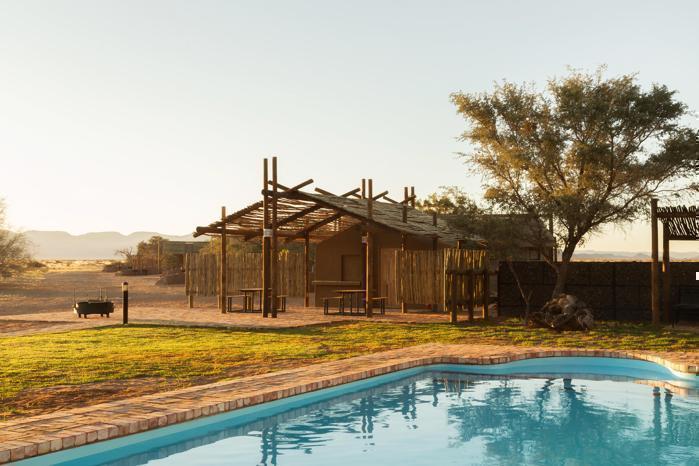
421 187 550 323
0 199 30 278
451 69 699 297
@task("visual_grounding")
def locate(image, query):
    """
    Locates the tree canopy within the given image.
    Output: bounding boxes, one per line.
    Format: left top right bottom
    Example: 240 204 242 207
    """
451 69 699 296
0 199 31 278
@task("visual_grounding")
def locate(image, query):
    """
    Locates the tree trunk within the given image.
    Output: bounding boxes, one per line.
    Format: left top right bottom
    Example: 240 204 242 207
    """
552 246 575 297
507 260 532 325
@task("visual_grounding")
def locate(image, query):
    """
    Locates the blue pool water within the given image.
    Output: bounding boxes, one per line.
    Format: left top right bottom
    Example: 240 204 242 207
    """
18 358 699 466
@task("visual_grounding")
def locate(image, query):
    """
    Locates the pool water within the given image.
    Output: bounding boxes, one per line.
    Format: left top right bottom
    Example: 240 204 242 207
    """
32 366 699 466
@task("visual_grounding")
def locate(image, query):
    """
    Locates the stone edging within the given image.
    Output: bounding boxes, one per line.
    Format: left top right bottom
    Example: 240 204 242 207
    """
0 344 696 463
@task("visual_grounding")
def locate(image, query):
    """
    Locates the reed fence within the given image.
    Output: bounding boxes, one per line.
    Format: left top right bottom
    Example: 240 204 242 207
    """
395 248 489 311
185 251 305 297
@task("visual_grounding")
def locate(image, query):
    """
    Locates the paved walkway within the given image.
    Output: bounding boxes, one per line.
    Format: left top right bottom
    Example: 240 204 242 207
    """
1 343 696 463
0 303 470 337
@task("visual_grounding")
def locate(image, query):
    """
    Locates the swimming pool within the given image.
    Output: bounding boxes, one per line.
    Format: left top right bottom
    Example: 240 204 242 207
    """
16 358 699 465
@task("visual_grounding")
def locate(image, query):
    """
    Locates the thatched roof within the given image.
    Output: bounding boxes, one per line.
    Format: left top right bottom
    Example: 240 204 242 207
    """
657 205 698 240
441 213 555 248
194 189 483 247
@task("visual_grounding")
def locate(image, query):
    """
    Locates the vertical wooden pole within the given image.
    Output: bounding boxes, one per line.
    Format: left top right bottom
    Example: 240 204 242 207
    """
304 232 310 308
220 206 227 313
262 158 271 318
361 179 366 199
432 211 437 226
185 252 192 308
366 230 373 318
271 157 278 318
650 198 660 325
662 223 671 323
401 233 407 313
410 186 415 208
402 187 408 223
367 179 373 219
431 236 438 312
366 180 373 317
449 273 457 324
482 268 489 320
467 270 475 321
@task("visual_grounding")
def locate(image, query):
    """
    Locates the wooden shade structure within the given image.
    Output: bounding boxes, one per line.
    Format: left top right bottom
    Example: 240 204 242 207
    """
650 201 698 324
193 158 482 317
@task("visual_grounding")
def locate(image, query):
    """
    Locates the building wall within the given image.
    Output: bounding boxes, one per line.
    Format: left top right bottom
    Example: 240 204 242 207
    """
313 225 439 307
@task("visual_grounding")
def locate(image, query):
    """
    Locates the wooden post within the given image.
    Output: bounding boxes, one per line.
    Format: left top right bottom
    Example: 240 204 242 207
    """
651 198 660 325
270 156 278 318
432 211 437 226
410 186 415 208
365 230 373 318
402 187 408 223
449 273 457 324
467 270 475 321
185 252 192 308
304 232 310 308
662 223 671 323
220 206 227 313
431 236 438 312
401 233 407 313
361 179 366 199
367 179 373 219
482 268 489 320
262 158 271 318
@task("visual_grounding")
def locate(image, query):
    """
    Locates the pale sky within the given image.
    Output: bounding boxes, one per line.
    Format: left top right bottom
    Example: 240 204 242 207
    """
1 0 697 253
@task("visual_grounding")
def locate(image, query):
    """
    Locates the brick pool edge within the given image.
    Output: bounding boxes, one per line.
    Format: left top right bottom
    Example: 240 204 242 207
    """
1 343 697 464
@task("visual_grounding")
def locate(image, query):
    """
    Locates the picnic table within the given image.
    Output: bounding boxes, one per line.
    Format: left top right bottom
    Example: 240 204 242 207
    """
239 288 264 312
336 289 367 315
236 288 286 313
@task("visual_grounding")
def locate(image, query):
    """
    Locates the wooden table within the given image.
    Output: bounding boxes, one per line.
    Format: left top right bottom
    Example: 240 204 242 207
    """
240 288 264 312
238 288 286 313
336 289 367 315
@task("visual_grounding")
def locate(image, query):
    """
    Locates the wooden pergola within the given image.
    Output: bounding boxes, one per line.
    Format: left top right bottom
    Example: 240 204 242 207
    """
193 157 478 318
650 200 698 324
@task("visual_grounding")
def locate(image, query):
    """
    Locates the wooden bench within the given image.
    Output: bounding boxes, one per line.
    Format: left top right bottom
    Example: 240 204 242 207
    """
371 296 387 315
276 295 287 312
323 296 345 315
673 286 699 324
226 295 251 312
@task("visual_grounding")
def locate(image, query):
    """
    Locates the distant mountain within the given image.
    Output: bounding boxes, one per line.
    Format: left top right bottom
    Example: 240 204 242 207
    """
573 250 699 260
24 231 208 260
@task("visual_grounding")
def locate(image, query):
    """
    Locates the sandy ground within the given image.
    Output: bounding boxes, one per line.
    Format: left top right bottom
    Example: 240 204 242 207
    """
0 261 209 335
0 261 461 337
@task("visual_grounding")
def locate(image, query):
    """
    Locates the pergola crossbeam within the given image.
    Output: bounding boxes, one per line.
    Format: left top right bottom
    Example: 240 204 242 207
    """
287 212 344 241
650 202 698 324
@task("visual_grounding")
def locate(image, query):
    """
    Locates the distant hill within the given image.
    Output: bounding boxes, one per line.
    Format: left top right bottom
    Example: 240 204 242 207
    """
573 250 699 261
24 231 208 260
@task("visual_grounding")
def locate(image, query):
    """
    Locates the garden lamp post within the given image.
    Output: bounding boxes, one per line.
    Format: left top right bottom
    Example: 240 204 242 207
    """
122 281 129 325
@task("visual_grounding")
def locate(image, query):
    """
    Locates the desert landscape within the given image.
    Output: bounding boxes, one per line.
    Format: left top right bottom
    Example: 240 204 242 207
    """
1 2 698 463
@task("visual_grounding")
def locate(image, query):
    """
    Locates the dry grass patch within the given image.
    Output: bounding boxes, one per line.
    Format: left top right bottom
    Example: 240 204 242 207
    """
1 320 696 419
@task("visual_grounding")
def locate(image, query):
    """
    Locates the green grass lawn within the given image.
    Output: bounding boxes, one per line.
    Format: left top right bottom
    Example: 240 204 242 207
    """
1 320 697 419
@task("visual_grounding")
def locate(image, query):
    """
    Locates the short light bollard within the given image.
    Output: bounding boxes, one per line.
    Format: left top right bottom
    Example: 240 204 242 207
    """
122 281 129 325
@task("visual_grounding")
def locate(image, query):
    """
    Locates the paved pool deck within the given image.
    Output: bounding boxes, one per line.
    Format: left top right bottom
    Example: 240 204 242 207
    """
1 343 697 464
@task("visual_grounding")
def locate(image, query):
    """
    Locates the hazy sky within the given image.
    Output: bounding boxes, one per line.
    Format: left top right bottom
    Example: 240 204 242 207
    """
1 0 697 253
